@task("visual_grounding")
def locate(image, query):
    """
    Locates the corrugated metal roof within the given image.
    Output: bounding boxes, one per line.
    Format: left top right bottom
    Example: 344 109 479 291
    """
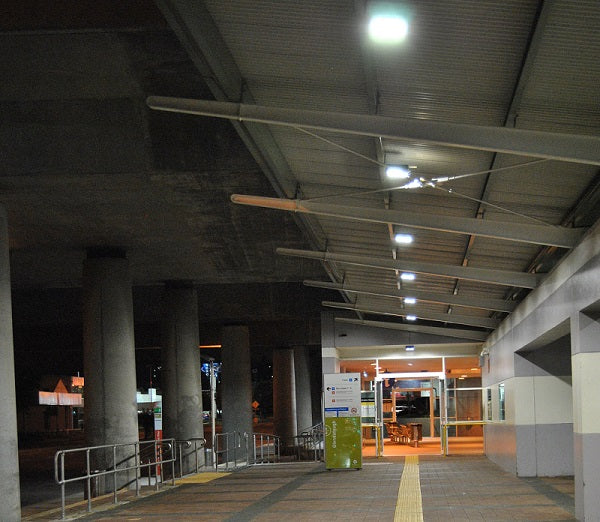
200 0 600 339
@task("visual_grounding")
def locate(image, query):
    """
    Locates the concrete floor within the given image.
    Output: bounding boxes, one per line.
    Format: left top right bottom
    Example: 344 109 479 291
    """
21 438 575 521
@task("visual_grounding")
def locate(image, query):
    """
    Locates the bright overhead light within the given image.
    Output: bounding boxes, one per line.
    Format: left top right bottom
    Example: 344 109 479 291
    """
404 297 416 304
368 14 409 44
400 272 416 281
407 362 414 366
386 165 411 179
405 315 417 321
394 233 413 244
401 178 424 189
405 345 415 351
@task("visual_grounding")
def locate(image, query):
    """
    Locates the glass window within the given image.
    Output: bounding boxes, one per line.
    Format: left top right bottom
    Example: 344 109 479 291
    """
498 383 505 421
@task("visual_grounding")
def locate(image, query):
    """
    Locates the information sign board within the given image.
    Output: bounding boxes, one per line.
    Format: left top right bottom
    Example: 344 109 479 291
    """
323 373 362 469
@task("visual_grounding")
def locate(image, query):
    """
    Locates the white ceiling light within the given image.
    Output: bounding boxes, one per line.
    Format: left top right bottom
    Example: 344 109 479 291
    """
401 178 424 189
368 14 409 44
400 272 416 281
385 165 411 179
404 297 417 304
394 233 413 244
405 315 417 321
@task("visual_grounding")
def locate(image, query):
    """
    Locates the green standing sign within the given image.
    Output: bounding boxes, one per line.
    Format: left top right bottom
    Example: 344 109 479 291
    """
324 373 362 470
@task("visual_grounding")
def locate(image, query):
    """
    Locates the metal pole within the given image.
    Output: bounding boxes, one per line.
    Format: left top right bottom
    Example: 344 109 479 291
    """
210 359 217 468
86 450 92 513
60 453 66 520
135 442 140 496
112 445 118 504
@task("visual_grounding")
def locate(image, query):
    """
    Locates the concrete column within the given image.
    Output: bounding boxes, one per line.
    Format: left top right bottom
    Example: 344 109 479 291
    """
294 346 313 433
221 325 253 440
511 350 573 477
83 249 138 491
161 283 204 472
571 311 600 521
273 348 297 446
0 205 21 522
321 311 340 373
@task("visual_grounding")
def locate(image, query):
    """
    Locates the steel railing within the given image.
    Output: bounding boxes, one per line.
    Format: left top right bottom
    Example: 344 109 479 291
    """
294 422 324 461
213 432 281 470
175 437 207 476
54 432 280 518
252 433 280 464
54 438 176 520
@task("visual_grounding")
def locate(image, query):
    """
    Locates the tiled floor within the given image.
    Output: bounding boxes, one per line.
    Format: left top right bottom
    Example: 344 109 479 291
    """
24 453 575 521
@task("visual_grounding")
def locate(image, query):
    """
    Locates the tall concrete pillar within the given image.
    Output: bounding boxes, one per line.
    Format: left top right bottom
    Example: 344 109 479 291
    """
294 346 313 433
571 311 600 521
221 325 253 441
0 205 21 521
321 311 340 373
512 344 573 477
161 283 204 471
273 348 297 446
83 249 138 490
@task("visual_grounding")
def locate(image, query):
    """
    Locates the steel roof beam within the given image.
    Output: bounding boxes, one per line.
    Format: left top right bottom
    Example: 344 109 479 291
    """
323 301 499 329
230 195 583 248
304 279 516 312
278 248 539 288
335 317 488 342
147 96 600 166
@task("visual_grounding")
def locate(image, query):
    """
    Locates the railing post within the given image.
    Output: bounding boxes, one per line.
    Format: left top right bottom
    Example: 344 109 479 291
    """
112 445 118 504
135 441 140 497
59 452 65 520
86 449 92 513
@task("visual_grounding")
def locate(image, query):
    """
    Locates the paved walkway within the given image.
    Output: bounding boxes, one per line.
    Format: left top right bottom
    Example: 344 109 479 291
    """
24 455 575 521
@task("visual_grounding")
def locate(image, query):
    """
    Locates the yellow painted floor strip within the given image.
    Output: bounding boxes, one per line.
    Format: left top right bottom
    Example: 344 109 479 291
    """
394 455 423 522
177 471 230 484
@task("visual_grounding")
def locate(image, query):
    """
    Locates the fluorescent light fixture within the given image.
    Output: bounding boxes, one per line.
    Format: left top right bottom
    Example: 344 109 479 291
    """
402 178 424 189
400 272 416 281
386 165 411 179
404 297 416 304
405 345 415 351
405 315 417 321
368 14 409 44
394 233 413 244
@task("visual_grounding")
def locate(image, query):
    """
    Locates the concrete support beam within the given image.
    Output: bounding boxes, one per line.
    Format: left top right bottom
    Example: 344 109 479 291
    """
321 311 340 374
221 325 253 439
82 250 138 491
294 347 313 433
273 348 297 446
571 311 600 521
0 205 21 522
161 283 204 471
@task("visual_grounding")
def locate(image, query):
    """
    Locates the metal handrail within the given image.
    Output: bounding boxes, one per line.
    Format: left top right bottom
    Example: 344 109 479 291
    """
175 437 206 476
214 431 246 471
252 433 281 464
54 438 176 520
294 422 323 461
214 431 281 470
